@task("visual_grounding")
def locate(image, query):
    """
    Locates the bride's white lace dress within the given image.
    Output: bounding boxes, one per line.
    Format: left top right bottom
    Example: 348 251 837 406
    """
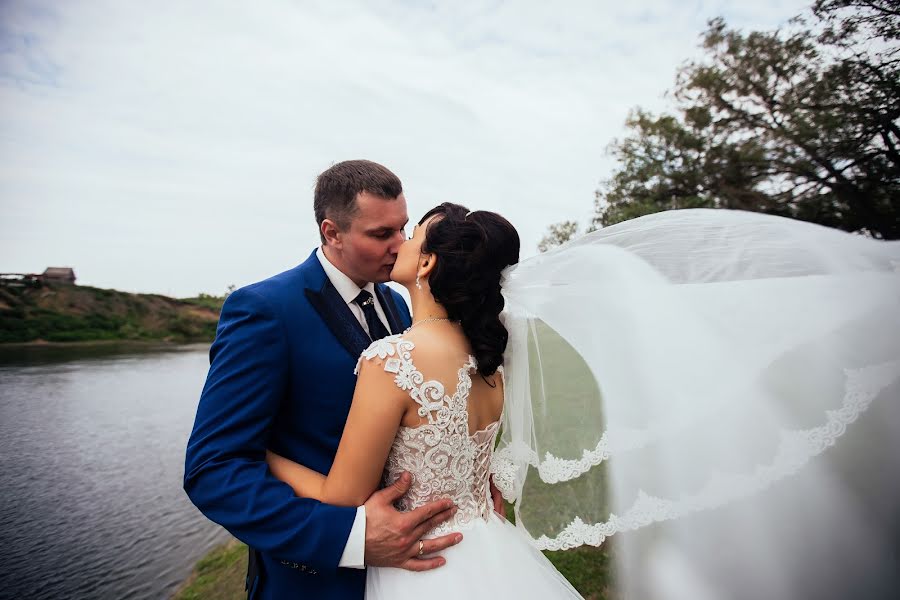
357 335 582 599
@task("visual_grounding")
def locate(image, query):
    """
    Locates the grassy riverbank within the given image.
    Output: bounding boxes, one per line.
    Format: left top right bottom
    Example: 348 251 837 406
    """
0 283 223 344
174 540 247 600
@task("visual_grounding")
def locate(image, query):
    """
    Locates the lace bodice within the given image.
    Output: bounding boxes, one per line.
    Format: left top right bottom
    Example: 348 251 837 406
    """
356 335 500 536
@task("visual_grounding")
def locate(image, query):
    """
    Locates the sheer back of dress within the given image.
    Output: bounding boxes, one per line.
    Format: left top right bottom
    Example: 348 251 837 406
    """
356 335 502 536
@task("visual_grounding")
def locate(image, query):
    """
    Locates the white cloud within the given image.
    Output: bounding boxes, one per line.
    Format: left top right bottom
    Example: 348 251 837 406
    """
0 0 809 296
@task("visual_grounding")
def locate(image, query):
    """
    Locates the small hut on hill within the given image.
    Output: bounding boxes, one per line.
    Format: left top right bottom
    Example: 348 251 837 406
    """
41 267 76 285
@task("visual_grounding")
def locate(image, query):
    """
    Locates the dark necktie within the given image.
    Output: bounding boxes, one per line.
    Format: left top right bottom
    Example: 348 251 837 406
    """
353 290 390 342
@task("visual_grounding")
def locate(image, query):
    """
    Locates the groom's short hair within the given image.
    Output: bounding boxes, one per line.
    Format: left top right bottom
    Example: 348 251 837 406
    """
314 160 403 242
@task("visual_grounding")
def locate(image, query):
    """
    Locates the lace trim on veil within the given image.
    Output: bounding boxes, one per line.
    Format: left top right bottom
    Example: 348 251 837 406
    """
496 360 899 550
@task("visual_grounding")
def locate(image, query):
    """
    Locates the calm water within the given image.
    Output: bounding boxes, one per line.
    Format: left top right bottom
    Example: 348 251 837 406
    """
0 344 231 599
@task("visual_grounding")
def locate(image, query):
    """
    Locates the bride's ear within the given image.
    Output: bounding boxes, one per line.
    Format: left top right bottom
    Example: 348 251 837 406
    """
417 252 437 280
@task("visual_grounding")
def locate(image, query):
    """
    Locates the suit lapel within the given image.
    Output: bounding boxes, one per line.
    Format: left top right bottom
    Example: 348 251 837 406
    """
374 284 406 334
305 277 372 360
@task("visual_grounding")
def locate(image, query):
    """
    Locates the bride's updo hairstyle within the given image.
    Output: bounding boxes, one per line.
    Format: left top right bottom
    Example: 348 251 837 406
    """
419 202 520 377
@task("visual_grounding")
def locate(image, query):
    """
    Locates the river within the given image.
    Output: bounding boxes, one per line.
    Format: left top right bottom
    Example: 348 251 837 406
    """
0 343 232 599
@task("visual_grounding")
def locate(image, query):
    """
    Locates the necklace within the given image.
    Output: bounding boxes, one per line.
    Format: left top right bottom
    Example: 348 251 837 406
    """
404 316 452 333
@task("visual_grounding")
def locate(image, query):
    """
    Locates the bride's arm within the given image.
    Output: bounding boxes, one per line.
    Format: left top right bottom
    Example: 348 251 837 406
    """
264 450 326 499
266 356 408 507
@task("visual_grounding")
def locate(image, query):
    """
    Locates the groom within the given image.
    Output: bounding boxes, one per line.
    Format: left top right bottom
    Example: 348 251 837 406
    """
184 160 462 599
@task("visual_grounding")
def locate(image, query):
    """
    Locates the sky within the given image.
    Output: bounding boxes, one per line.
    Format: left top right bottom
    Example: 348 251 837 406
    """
0 0 810 297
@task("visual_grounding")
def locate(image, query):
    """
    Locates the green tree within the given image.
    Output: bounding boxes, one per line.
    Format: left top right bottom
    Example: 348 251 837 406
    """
538 220 580 252
813 1 899 46
594 2 900 238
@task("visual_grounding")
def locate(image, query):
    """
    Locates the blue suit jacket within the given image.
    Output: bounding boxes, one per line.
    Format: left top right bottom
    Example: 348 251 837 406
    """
184 250 411 600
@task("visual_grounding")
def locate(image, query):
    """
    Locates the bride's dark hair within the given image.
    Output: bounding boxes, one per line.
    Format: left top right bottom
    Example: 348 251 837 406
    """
418 202 520 377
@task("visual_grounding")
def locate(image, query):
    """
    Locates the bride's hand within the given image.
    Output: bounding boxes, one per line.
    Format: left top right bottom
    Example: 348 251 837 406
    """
363 472 463 571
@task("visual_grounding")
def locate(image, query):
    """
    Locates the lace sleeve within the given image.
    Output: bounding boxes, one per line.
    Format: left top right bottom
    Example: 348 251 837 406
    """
490 446 519 502
353 334 406 375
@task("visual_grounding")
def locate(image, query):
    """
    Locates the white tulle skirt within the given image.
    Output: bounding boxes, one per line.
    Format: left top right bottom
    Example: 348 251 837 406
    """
366 513 583 599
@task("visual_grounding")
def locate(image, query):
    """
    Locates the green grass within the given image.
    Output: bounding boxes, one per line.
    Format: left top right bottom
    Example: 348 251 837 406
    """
505 499 619 599
173 540 248 600
181 293 227 311
545 545 618 600
517 320 620 598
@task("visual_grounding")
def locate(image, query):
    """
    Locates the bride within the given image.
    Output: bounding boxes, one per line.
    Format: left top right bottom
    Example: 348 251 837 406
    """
268 203 900 599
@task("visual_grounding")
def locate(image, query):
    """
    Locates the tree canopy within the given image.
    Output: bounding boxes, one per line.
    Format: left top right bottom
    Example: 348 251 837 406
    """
576 0 900 243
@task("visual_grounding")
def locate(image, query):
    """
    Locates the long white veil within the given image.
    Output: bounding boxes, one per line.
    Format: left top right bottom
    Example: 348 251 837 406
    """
494 209 900 598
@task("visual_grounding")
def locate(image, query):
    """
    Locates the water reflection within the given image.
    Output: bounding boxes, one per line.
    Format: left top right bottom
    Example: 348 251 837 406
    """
0 343 231 599
0 341 208 366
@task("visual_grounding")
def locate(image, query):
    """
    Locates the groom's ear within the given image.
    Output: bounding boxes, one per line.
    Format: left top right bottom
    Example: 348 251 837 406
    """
321 219 343 249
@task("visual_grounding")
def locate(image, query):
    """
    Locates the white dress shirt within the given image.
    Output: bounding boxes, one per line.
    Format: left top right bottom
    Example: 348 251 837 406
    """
316 246 392 569
316 247 391 337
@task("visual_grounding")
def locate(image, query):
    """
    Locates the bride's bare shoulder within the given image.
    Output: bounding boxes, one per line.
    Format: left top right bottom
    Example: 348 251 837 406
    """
399 326 469 361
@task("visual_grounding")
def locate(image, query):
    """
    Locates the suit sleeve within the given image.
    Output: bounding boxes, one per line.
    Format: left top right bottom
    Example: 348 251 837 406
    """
183 287 356 574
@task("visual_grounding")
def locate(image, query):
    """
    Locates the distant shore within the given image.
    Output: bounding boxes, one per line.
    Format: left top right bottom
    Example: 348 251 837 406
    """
0 338 212 348
0 338 209 347
0 283 223 345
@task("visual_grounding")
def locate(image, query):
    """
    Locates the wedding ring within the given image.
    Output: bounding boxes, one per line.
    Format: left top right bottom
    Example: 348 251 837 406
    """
418 540 424 556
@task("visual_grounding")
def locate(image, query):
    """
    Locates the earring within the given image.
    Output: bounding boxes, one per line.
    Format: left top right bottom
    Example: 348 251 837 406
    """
415 275 422 290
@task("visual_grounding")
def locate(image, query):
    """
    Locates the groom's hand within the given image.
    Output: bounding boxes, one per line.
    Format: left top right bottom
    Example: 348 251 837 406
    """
363 472 462 571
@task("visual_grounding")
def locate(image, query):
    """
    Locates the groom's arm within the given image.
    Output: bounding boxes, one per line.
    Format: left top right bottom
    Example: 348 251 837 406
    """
264 357 407 506
183 287 356 575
